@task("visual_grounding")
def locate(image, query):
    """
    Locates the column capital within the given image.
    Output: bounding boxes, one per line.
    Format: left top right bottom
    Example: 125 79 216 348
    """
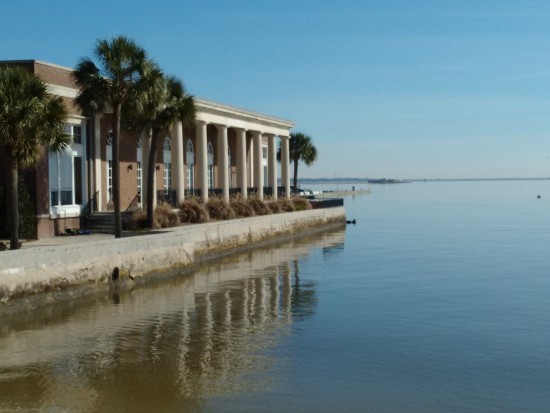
249 130 262 137
213 123 228 131
263 132 276 138
279 134 290 140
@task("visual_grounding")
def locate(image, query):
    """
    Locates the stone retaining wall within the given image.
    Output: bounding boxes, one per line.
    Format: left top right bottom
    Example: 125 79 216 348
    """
0 207 345 304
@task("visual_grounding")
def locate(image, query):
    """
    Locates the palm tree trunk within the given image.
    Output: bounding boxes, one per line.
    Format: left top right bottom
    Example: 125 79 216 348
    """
113 102 123 238
6 155 19 250
293 158 299 195
146 127 160 228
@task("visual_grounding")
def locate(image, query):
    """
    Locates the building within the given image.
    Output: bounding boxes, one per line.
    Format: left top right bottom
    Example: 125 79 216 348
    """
0 60 294 239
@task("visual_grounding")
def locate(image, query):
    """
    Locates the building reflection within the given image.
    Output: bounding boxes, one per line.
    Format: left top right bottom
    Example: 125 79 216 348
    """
0 228 345 412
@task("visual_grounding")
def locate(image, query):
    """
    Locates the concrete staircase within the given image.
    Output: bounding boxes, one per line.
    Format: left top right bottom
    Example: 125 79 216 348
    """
86 212 115 234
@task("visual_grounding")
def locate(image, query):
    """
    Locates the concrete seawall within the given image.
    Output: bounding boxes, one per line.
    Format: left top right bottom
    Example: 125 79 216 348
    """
0 207 345 305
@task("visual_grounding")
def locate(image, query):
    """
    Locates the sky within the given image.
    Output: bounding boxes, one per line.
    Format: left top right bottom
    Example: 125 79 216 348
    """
2 0 550 179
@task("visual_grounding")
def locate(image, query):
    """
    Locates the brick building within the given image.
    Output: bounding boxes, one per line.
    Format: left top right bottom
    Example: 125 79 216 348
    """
0 60 294 239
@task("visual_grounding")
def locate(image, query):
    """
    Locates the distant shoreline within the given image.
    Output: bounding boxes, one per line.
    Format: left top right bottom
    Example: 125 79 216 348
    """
297 177 550 184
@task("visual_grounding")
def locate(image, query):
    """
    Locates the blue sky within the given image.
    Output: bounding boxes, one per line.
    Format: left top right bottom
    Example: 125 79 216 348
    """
2 0 550 179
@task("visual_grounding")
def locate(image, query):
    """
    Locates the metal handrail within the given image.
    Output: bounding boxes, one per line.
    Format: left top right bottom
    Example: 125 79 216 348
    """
79 191 99 229
122 193 140 230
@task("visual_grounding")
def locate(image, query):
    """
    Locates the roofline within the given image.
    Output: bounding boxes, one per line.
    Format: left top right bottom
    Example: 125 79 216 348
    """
0 59 75 73
0 60 294 128
195 97 294 129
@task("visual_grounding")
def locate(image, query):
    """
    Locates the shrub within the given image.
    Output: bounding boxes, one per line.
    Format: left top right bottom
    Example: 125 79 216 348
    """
126 209 147 230
230 197 255 218
179 199 209 224
292 197 312 211
247 197 272 216
267 200 281 214
277 198 295 212
206 197 236 220
154 204 180 228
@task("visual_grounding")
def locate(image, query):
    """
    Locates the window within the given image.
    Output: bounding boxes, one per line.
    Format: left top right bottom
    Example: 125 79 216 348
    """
163 137 172 193
49 122 85 211
49 152 74 206
65 124 82 144
106 131 113 202
262 146 268 187
107 160 113 200
137 161 142 203
137 136 142 205
186 140 194 190
207 142 214 189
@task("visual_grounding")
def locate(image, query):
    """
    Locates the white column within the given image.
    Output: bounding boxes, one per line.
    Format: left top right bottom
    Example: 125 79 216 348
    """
93 114 102 211
172 121 185 204
235 128 247 199
252 131 263 200
280 135 291 199
249 135 254 188
267 134 277 200
216 124 229 203
196 121 208 203
141 128 156 208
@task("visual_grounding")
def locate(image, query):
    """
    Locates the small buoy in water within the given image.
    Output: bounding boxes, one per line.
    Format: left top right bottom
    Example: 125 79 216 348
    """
346 219 356 225
537 195 542 199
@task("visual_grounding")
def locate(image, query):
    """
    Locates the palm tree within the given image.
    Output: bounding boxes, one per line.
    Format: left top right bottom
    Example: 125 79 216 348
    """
124 70 195 228
73 36 151 238
278 132 318 193
0 66 69 250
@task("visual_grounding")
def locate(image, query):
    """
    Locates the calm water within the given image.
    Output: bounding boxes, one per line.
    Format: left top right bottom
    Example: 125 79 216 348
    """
1 181 550 412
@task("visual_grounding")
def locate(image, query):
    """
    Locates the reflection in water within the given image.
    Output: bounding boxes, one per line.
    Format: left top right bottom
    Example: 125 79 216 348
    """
0 229 345 413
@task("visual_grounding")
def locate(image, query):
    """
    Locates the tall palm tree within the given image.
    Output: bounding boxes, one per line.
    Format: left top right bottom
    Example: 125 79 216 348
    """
124 70 195 228
278 132 318 193
0 66 69 250
73 36 151 238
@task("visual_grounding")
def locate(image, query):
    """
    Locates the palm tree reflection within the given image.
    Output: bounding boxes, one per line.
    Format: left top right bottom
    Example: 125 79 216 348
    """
0 229 345 412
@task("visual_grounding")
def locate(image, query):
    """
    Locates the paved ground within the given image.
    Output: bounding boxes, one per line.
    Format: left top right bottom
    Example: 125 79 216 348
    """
0 234 114 249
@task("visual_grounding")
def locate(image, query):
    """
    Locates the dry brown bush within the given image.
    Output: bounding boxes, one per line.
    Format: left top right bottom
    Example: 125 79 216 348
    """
277 198 295 212
291 197 312 211
247 197 272 216
206 197 236 220
230 197 256 218
126 210 147 230
179 199 209 223
267 200 282 214
154 204 180 228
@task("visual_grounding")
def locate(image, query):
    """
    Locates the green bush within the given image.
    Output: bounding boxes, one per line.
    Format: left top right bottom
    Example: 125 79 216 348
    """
0 176 36 239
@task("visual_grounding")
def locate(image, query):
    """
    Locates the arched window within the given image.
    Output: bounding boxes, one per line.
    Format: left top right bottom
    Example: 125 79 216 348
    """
163 137 172 193
186 139 195 190
207 142 214 189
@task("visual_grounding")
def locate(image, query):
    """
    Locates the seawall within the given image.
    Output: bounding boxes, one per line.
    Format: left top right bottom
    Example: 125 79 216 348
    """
0 207 345 306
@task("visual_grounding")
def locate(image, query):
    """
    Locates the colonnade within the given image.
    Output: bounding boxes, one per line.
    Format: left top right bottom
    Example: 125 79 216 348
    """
92 102 294 212
172 120 291 204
